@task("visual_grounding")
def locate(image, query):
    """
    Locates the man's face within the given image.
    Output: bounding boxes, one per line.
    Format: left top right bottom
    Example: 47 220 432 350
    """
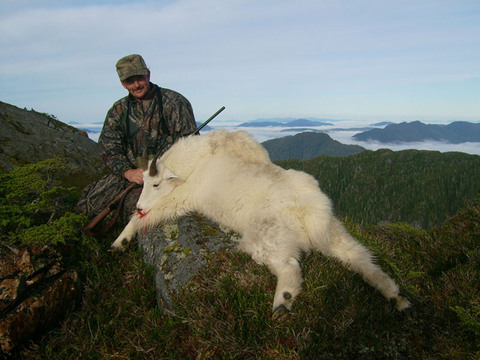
121 73 150 100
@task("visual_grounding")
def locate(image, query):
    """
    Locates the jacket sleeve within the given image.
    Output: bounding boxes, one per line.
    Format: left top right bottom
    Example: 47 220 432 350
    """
163 90 197 138
98 102 134 177
177 97 197 136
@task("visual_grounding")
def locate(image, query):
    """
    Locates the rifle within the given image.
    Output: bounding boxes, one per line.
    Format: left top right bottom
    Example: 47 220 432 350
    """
82 182 140 237
193 106 225 135
82 106 226 237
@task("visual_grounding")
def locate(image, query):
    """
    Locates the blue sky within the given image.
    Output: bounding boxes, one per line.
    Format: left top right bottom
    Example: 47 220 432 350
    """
1 0 479 125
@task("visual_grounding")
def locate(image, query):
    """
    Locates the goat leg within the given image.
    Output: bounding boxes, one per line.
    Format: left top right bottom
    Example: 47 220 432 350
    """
110 216 139 251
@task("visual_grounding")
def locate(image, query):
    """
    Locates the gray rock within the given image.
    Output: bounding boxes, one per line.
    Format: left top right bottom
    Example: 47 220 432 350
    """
0 101 105 187
0 245 82 354
138 213 239 312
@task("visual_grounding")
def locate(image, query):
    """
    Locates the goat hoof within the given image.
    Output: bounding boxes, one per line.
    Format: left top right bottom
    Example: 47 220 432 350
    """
272 304 290 321
400 304 415 318
390 293 414 315
108 245 123 253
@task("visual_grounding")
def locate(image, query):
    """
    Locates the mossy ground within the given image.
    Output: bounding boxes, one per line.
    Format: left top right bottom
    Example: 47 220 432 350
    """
2 160 479 359
14 200 479 359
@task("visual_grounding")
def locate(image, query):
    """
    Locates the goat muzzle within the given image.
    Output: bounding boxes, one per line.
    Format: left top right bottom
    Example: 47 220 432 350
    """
137 209 148 218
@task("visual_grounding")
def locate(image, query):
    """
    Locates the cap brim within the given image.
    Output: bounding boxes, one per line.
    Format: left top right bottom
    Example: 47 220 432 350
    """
119 69 149 81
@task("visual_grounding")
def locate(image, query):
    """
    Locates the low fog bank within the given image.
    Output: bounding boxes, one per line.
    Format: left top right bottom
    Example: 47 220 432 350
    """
84 121 480 156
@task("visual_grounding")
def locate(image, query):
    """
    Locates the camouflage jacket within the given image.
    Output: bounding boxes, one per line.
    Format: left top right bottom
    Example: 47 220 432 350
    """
98 83 196 176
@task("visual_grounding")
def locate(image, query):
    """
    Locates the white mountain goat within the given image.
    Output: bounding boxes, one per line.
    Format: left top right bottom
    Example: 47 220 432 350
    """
111 130 412 320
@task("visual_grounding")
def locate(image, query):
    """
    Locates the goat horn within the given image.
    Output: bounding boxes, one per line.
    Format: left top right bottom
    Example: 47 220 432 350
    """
149 151 161 177
148 139 172 177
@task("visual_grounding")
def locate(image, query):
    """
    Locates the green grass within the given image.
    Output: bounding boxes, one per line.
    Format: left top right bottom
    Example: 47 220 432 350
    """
3 160 479 359
13 199 479 359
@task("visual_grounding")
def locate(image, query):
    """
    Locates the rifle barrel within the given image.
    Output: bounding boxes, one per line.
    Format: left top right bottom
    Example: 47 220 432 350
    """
193 106 225 134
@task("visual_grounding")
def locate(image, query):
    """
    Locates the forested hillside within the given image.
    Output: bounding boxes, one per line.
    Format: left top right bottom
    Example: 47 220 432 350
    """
277 149 480 228
262 132 365 161
2 156 479 358
4 159 478 359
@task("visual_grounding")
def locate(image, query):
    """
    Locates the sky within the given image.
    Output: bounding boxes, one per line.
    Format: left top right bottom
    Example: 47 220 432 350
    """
1 0 479 127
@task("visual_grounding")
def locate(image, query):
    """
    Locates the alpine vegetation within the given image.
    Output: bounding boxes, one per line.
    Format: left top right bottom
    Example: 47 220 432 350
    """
111 130 412 320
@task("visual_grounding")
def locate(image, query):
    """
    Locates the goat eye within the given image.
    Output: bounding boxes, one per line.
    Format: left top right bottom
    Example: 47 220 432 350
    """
153 184 159 188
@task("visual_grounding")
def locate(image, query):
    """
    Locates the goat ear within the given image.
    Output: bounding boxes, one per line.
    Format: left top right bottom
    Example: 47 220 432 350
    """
164 168 178 180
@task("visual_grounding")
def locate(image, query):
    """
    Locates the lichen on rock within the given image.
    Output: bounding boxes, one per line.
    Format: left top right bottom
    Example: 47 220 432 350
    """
137 213 238 312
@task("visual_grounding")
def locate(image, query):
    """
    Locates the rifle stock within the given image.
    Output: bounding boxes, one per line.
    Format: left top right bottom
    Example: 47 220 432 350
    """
83 182 139 236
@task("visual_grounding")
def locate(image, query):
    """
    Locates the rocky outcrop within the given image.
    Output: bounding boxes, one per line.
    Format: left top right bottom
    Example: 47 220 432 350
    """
0 102 104 355
0 101 105 187
0 245 82 355
138 213 238 311
0 101 239 352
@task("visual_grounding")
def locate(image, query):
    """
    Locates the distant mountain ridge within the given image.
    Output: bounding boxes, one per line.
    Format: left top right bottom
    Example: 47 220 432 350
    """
239 118 333 127
261 132 365 161
354 120 480 143
371 121 394 126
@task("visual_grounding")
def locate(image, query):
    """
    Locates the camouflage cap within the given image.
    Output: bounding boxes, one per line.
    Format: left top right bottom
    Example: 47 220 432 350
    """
116 54 149 81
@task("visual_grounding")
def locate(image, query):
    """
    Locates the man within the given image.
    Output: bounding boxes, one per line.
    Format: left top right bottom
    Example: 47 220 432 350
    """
76 54 197 229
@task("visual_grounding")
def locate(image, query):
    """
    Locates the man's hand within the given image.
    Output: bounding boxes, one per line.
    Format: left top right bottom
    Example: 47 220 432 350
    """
124 168 144 185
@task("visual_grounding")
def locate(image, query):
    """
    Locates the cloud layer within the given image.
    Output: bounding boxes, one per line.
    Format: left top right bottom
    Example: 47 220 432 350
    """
1 0 479 126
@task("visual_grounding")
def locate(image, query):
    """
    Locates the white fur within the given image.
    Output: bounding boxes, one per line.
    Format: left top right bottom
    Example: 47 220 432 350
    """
112 130 411 318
